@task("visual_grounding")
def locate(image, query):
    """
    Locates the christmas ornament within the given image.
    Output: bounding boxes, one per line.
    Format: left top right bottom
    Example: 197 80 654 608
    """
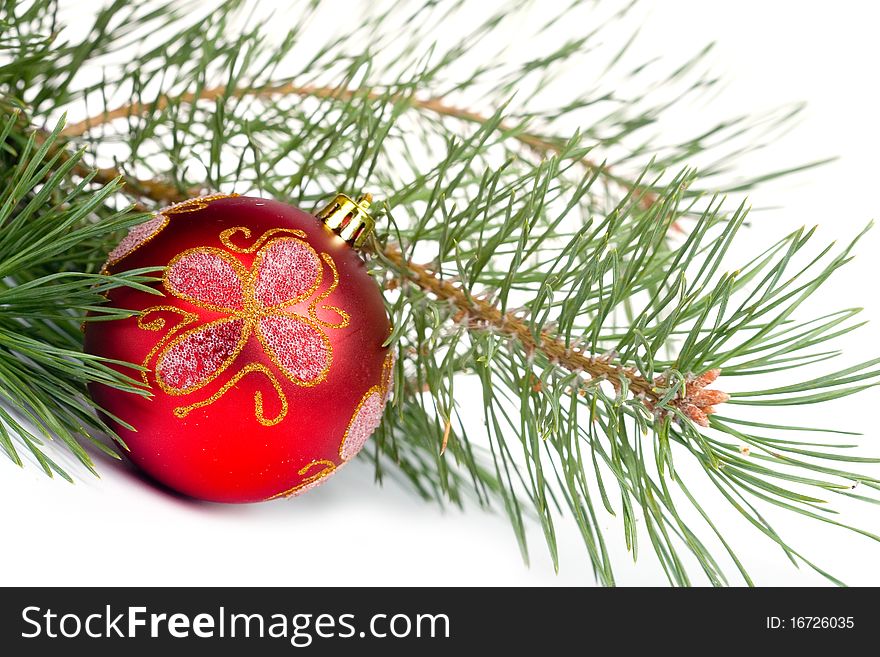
84 193 393 503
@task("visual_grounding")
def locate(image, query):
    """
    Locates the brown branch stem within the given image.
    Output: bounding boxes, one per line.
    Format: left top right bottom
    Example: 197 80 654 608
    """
60 83 657 206
381 247 658 399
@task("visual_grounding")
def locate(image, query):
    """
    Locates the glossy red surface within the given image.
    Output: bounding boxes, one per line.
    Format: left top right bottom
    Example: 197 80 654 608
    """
84 195 391 503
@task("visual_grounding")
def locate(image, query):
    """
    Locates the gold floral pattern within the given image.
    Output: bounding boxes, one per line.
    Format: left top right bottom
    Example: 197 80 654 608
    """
140 226 350 424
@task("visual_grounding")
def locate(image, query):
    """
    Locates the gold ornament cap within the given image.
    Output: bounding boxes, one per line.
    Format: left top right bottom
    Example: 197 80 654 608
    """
315 192 375 248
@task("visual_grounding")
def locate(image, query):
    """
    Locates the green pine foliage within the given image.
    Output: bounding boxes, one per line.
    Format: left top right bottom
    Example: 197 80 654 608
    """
0 111 160 478
1 0 878 586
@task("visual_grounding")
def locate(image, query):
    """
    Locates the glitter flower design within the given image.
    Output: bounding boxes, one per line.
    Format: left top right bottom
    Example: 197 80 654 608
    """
105 213 169 268
141 228 349 424
339 352 395 461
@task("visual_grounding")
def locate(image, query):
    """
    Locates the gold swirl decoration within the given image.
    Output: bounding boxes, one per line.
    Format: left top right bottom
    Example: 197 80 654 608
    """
267 460 338 500
220 226 307 253
173 363 288 426
137 306 200 386
308 253 350 329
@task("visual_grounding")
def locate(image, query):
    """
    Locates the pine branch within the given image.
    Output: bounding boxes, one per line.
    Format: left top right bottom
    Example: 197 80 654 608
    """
3 0 879 588
0 111 161 478
28 111 187 205
60 83 659 208
52 133 722 427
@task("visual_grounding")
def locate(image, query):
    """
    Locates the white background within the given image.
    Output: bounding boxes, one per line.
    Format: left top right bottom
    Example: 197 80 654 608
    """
3 1 880 587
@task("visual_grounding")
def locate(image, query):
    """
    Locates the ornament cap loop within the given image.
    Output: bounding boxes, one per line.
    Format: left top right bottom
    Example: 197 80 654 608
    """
315 192 376 248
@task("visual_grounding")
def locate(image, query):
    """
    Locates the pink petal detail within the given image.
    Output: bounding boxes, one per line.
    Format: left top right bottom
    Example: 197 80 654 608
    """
254 238 321 308
166 249 244 310
258 315 329 384
156 319 245 392
106 214 167 266
341 391 384 460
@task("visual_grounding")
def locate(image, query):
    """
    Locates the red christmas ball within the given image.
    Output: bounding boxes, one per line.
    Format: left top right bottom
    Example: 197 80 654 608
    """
84 194 392 503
